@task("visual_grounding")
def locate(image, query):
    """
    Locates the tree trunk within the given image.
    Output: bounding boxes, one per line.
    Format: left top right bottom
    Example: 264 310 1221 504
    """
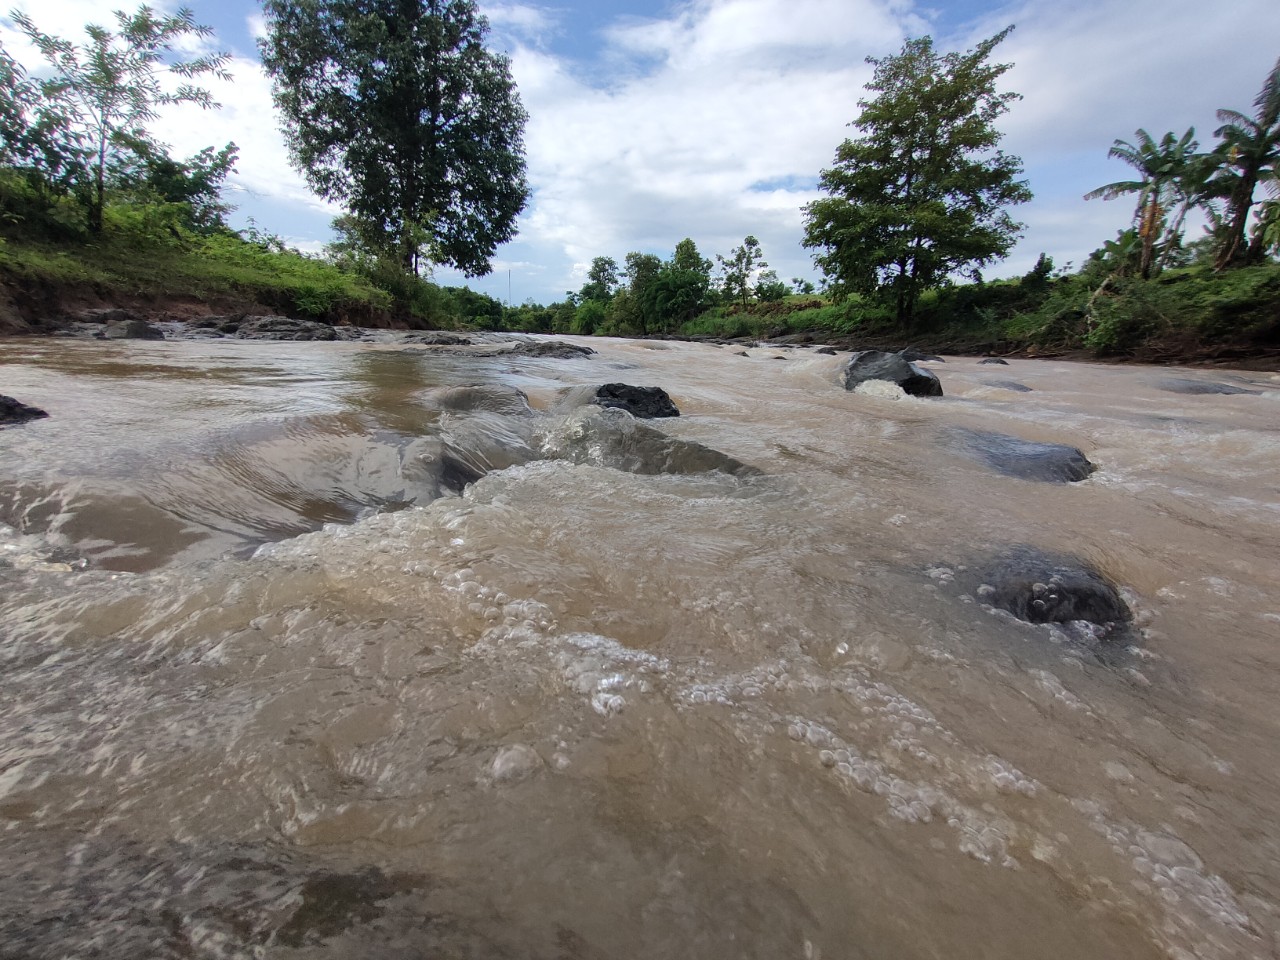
1214 163 1260 270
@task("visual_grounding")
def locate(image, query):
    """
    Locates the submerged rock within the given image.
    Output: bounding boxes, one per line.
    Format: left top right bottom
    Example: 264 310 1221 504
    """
974 547 1131 630
0 394 49 425
424 384 535 416
540 407 759 478
983 379 1033 393
978 357 1009 365
592 383 680 418
815 347 837 355
1155 377 1259 396
842 350 943 397
950 427 1095 483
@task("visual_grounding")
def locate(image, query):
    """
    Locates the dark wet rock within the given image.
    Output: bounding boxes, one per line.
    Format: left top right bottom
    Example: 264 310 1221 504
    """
502 339 595 359
423 384 534 416
103 318 164 340
1155 377 1259 396
842 350 943 397
0 394 49 425
974 547 1131 630
815 347 837 355
734 350 750 357
983 379 1033 393
951 427 1094 483
233 315 338 341
899 348 944 362
979 357 1009 365
405 331 473 346
592 383 680 418
542 408 759 478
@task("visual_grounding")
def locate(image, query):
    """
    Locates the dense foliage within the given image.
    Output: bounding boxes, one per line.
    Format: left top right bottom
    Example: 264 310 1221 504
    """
259 0 529 278
803 28 1031 327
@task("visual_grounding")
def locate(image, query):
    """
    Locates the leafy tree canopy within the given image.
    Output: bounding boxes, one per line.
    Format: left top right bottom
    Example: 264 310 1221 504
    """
7 4 231 233
260 0 529 278
802 27 1031 327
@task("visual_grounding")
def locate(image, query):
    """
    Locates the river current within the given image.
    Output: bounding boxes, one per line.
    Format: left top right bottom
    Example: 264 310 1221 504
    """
2 333 1279 959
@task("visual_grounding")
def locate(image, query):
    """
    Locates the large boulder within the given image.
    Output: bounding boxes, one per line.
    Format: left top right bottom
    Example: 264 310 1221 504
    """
0 394 49 425
592 383 679 418
973 547 1131 630
842 350 943 397
950 427 1095 483
404 331 473 346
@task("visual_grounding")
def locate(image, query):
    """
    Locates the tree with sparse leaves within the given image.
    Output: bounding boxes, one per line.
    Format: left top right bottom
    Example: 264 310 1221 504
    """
717 235 767 308
803 28 1031 327
260 0 529 278
8 5 231 234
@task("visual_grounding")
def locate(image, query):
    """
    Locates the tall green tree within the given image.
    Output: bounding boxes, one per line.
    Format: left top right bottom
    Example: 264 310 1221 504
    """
9 5 231 234
260 0 529 277
802 28 1031 327
1212 56 1280 269
579 255 620 302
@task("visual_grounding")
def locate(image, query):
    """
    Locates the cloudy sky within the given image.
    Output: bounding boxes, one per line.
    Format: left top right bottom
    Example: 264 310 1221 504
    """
3 0 1278 305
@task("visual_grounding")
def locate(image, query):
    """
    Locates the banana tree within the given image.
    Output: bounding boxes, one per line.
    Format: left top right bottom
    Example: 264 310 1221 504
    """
1212 56 1280 269
1085 127 1200 278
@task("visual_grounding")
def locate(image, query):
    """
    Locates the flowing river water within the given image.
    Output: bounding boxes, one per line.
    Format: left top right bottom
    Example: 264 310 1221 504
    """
2 333 1279 959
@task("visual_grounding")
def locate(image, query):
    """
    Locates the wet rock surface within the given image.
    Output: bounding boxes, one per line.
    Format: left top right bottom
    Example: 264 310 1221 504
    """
592 383 680 418
978 357 1009 365
949 427 1095 483
972 547 1132 630
404 331 474 346
0 394 49 425
843 350 943 397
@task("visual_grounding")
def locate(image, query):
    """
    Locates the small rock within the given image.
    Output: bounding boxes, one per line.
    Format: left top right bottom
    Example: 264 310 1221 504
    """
978 357 1009 365
490 744 542 783
593 383 680 418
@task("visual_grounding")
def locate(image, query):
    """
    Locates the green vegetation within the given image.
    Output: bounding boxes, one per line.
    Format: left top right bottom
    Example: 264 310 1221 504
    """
802 28 1031 328
259 0 529 278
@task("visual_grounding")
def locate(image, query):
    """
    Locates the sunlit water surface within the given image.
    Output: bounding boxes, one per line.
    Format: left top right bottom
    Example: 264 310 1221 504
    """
2 335 1280 959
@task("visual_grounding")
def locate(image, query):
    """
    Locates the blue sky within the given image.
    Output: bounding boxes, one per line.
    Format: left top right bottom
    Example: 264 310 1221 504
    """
4 0 1279 306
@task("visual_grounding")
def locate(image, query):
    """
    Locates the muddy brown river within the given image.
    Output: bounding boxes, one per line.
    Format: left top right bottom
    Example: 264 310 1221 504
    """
2 334 1279 959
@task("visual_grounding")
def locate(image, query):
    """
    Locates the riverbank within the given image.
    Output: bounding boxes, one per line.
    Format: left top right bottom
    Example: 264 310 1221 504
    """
4 233 1278 369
